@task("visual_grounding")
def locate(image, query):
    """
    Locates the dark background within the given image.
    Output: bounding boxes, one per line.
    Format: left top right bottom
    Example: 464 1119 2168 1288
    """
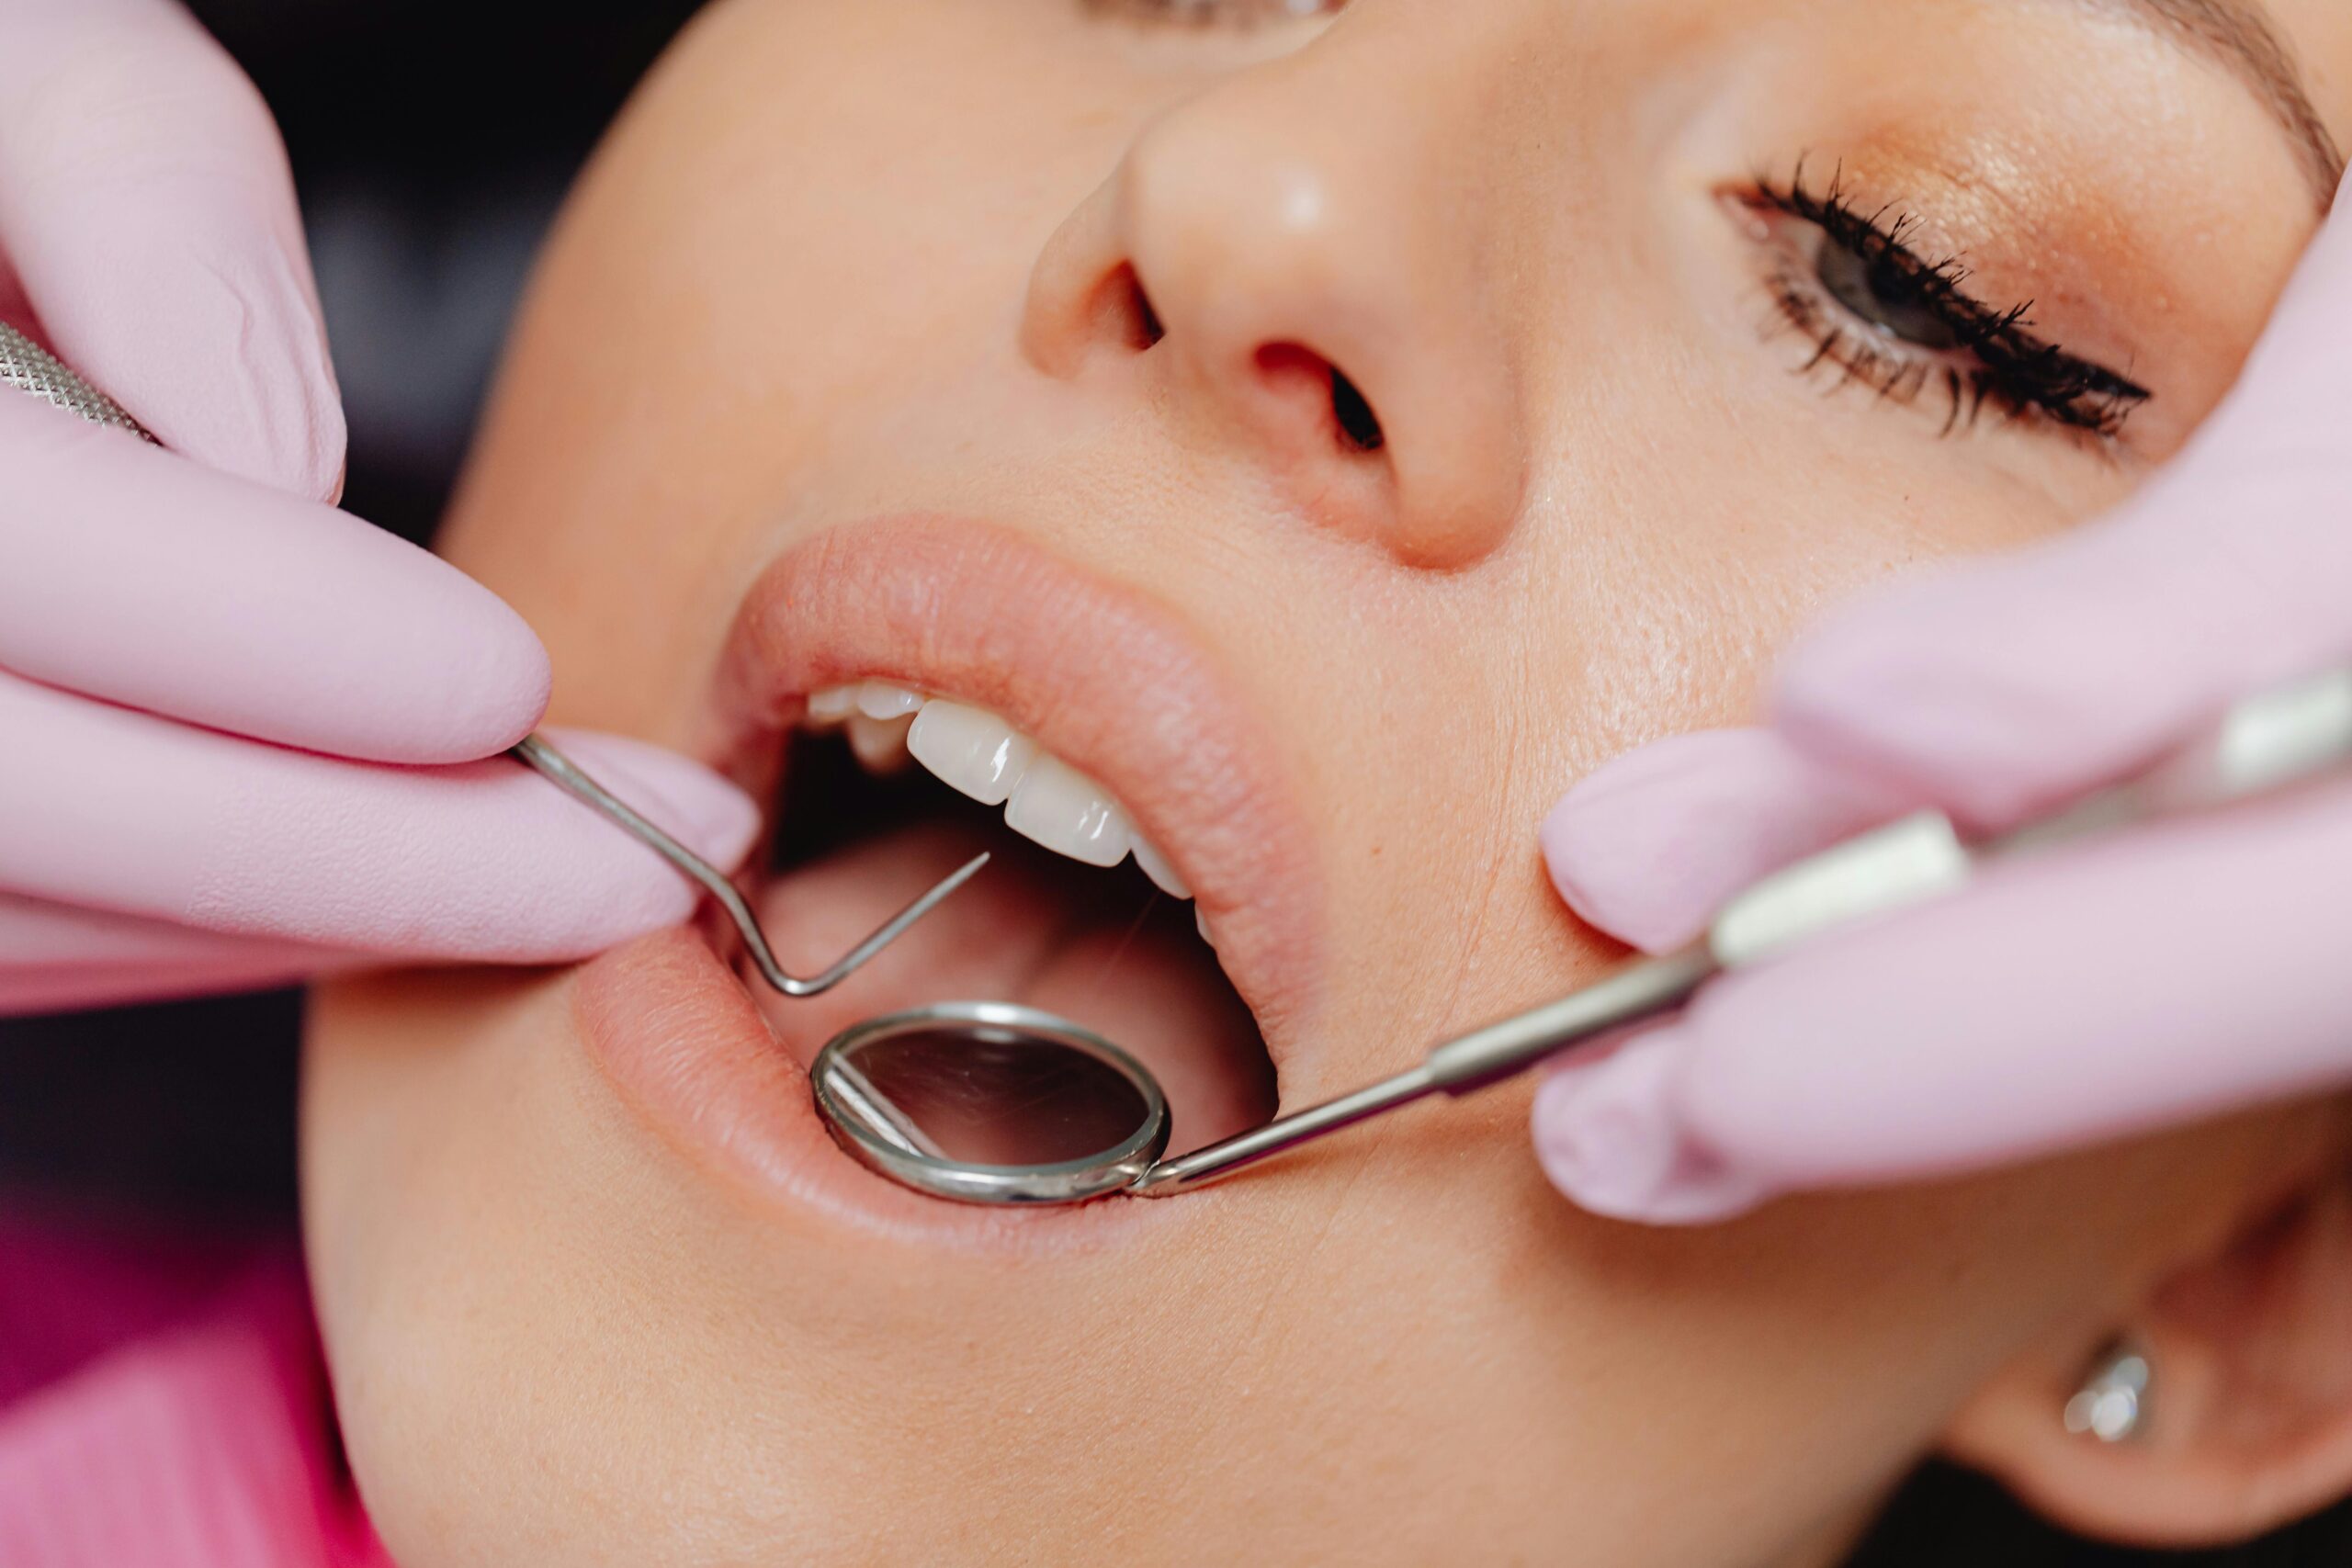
1 6 2342 1561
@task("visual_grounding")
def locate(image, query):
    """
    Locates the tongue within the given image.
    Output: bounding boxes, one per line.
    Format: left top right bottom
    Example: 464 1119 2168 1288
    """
736 819 1272 1154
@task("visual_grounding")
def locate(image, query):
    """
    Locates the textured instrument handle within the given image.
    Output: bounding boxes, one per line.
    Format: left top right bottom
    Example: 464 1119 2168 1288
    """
0 320 155 441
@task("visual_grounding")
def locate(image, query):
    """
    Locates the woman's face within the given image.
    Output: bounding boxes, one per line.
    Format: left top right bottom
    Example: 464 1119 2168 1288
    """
305 2 2349 1562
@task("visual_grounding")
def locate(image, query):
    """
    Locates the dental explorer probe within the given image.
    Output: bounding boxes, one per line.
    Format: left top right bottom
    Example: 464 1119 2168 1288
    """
3 319 985 996
803 658 2352 1207
1125 663 2352 1196
507 735 987 996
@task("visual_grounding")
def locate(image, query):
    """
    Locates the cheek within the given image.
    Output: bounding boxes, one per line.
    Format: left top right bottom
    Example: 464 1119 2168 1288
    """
1283 398 2119 1096
435 0 1171 750
305 953 2316 1565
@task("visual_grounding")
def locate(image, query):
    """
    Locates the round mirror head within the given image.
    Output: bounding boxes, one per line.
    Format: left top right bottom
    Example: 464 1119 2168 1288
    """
810 1001 1170 1204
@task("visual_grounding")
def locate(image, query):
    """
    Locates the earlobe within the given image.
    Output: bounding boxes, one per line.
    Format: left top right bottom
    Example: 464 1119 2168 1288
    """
1941 1173 2352 1550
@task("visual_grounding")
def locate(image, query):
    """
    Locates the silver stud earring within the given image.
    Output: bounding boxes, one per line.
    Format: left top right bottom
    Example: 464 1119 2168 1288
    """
2064 1340 2153 1442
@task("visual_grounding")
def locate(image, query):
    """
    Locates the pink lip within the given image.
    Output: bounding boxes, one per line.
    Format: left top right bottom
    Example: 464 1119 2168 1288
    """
714 516 1325 1055
576 929 1170 1249
577 517 1326 1238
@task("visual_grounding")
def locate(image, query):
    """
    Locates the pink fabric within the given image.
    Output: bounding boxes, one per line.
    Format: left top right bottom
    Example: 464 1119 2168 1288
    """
0 1208 386 1567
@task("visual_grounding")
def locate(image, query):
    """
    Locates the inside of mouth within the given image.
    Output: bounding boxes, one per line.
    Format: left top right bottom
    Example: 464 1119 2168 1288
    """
822 1021 1158 1168
736 723 1277 1164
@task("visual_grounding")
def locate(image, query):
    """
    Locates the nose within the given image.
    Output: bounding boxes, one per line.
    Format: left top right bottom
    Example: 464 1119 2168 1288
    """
1020 34 1527 570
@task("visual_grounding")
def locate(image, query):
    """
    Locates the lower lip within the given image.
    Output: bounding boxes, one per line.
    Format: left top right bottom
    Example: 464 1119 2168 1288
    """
572 928 1184 1252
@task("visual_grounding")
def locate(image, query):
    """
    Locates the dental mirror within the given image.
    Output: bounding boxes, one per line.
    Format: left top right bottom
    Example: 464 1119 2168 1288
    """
812 1003 1170 1204
817 648 2352 1209
808 947 1719 1207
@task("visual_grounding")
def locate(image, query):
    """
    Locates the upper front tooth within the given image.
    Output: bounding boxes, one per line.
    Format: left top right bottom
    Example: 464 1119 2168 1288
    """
907 699 1036 805
806 684 858 724
1131 838 1191 899
855 681 923 720
901 694 1173 885
1005 754 1134 868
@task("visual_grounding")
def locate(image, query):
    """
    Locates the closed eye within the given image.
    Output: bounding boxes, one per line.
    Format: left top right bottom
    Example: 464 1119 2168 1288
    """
1737 161 2152 445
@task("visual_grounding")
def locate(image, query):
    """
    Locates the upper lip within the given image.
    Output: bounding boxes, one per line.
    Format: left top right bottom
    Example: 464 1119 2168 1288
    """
703 514 1327 1069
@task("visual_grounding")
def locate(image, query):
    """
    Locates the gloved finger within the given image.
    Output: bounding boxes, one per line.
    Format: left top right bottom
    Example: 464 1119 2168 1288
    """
0 888 335 969
1 953 358 1016
1771 193 2352 831
0 0 342 499
0 671 760 961
1539 728 1904 953
1533 779 2352 1224
0 395 548 762
0 892 354 1013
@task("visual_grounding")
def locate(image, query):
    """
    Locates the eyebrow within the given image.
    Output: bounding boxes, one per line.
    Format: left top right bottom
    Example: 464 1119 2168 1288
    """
2060 0 2344 207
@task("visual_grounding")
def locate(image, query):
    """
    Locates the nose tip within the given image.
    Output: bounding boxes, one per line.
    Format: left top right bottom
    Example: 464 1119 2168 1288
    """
1022 106 1525 570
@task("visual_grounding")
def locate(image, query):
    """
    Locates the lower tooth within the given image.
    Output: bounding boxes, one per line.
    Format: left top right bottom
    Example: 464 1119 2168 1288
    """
846 712 915 773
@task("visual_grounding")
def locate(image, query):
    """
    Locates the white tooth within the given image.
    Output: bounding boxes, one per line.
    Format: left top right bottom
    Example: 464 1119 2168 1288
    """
1004 754 1134 868
846 712 915 773
907 699 1037 806
1131 837 1191 899
806 684 858 725
855 681 923 720
1195 907 1215 947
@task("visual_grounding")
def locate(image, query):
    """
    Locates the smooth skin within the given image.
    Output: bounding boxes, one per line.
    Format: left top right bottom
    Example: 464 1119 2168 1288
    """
1532 192 2352 1540
1536 197 2352 1218
307 1 2352 1562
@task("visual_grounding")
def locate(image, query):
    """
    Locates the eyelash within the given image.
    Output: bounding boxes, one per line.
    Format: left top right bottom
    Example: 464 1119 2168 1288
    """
1742 163 2151 444
1069 17 2144 447
1087 0 1345 25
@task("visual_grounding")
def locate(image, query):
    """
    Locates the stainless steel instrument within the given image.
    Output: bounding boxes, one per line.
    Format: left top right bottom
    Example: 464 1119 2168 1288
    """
808 661 2352 1203
8 317 985 998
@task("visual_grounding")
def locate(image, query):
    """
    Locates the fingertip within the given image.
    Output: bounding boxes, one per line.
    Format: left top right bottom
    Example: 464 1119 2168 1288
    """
311 555 551 765
1531 1029 1769 1224
433 591 556 760
1770 579 1962 787
62 202 348 501
1540 775 1708 953
537 729 763 875
2 6 347 501
0 400 548 764
1532 1048 1664 1203
1543 728 1881 953
490 732 761 958
1770 525 2253 830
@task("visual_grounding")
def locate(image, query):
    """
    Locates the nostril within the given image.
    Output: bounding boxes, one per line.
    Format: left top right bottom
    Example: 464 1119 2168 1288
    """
1253 344 1387 456
1329 367 1385 453
1089 263 1163 354
1133 272 1166 349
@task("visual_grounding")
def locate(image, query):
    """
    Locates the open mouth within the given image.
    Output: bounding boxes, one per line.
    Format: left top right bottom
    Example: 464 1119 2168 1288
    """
737 680 1276 1157
664 515 1326 1187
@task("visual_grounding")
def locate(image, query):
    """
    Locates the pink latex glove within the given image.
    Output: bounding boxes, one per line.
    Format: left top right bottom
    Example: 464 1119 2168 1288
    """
1532 190 2352 1224
0 0 757 1013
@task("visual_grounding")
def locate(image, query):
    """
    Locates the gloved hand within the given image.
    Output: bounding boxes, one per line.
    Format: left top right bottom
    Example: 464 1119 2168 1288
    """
1530 188 2352 1224
0 0 757 1013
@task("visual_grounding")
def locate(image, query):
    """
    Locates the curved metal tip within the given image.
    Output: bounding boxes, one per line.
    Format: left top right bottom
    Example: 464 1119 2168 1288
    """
769 850 991 997
14 331 987 1002
509 735 989 997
